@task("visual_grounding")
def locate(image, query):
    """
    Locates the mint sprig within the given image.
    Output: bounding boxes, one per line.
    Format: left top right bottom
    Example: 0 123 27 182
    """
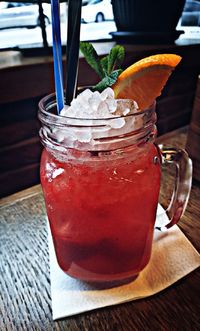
100 56 108 76
107 45 125 75
94 69 123 92
80 42 125 92
80 42 104 79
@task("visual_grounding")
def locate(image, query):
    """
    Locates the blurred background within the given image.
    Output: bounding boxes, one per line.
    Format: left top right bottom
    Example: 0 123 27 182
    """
0 0 199 50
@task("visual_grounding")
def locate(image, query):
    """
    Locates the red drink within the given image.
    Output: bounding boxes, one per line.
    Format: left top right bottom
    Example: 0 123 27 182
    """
40 142 161 282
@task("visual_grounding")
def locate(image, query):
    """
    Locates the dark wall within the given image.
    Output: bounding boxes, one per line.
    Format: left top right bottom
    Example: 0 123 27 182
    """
0 43 200 197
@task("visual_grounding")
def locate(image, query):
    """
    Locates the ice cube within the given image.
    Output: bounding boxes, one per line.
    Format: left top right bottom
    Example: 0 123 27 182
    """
93 91 101 98
71 98 79 107
52 168 64 179
123 108 130 116
109 118 125 129
79 88 93 101
60 104 70 116
105 99 117 113
51 128 65 142
96 101 110 117
101 87 115 100
133 100 139 110
74 128 92 142
88 91 102 112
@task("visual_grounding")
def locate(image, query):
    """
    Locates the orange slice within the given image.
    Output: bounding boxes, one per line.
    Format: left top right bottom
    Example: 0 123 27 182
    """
113 54 182 110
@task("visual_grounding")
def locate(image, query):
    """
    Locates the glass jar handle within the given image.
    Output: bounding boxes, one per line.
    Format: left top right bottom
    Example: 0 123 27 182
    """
156 146 193 231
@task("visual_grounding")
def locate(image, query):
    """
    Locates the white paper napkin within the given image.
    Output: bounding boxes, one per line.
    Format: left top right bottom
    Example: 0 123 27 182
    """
48 205 200 320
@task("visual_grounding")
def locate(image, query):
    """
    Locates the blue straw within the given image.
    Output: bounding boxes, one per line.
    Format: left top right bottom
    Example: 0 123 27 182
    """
51 0 64 114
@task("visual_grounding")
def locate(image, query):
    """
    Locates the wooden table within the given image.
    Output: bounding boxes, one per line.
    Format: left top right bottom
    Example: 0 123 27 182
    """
0 127 199 331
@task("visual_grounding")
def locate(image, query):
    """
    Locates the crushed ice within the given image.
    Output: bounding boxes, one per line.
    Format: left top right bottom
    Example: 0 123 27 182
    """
50 88 142 146
61 88 119 119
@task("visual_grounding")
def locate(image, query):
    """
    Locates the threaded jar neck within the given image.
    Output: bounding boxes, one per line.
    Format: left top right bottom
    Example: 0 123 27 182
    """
38 94 157 158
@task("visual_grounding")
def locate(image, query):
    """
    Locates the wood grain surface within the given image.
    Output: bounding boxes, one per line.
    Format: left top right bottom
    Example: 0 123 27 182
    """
0 127 200 331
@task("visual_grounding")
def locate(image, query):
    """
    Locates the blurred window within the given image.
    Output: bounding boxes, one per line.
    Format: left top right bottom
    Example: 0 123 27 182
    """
0 0 199 53
181 0 200 26
0 0 115 51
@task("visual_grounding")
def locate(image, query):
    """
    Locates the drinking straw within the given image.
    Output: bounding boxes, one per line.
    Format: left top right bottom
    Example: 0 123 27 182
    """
65 0 82 105
51 0 64 114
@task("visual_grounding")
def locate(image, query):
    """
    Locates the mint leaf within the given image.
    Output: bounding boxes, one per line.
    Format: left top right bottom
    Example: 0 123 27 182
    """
100 56 108 75
94 69 123 92
80 42 125 91
107 45 125 75
80 42 104 79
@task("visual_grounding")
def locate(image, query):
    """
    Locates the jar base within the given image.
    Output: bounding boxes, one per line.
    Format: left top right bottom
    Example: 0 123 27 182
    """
59 263 141 285
81 275 139 288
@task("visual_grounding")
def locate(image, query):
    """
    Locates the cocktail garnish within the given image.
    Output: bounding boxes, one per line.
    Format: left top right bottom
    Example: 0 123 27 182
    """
113 53 182 110
80 42 125 92
80 42 182 110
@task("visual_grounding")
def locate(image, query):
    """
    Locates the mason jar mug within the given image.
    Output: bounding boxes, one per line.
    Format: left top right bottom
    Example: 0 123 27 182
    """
38 94 192 282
